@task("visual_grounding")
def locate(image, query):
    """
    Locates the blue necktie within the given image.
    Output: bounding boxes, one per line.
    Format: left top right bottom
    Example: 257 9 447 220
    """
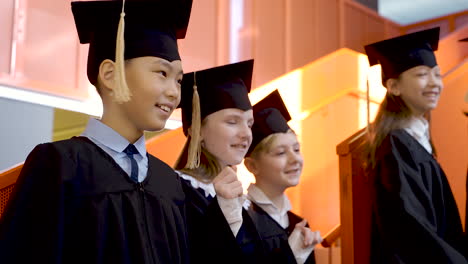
123 144 139 182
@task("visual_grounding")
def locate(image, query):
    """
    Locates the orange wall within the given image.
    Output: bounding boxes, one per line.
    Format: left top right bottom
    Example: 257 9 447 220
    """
146 128 187 167
432 62 468 228
234 0 400 89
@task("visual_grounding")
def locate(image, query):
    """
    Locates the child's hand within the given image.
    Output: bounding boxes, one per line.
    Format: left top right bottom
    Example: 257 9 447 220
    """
294 219 323 248
213 166 243 199
289 219 323 264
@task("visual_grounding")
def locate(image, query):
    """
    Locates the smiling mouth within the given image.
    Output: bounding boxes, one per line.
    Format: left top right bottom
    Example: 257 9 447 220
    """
156 104 172 113
231 143 248 150
422 91 439 97
284 168 300 174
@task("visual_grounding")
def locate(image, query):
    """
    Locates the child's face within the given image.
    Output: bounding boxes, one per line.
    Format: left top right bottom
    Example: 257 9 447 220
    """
122 56 183 131
200 108 254 167
393 65 443 116
254 133 303 191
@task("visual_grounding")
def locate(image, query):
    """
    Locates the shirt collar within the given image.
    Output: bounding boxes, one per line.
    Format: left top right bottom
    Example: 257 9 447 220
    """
403 116 432 153
176 171 217 198
82 118 146 155
247 184 292 215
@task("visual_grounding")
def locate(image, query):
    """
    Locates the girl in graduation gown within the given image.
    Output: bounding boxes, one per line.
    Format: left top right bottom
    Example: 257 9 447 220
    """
0 1 193 263
243 90 322 264
364 27 467 263
174 60 266 263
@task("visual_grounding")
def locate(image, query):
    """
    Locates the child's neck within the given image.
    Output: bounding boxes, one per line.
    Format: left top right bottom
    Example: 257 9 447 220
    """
101 111 144 144
255 181 286 210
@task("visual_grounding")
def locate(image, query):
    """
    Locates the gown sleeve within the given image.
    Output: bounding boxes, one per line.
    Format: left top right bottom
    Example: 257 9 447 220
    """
182 180 265 263
372 132 467 263
0 143 69 264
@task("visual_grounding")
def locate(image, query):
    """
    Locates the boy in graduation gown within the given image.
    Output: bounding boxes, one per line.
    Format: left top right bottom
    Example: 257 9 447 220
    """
0 0 193 263
364 28 467 263
243 90 322 264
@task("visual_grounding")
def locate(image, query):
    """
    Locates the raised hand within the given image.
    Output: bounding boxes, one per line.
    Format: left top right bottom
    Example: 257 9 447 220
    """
212 166 243 199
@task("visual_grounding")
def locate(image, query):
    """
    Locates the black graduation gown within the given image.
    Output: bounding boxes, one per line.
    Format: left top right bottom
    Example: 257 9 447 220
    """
181 178 266 264
370 129 467 263
246 202 316 264
0 137 189 264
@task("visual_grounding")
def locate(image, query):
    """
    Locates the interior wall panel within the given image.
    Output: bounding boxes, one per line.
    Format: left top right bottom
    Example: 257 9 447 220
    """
315 0 340 62
178 0 218 73
0 0 14 75
344 4 367 53
285 0 317 71
455 14 468 30
366 15 385 45
252 0 286 88
22 0 79 92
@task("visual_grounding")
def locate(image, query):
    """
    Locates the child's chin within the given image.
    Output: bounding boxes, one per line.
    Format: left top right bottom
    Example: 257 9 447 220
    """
146 122 166 132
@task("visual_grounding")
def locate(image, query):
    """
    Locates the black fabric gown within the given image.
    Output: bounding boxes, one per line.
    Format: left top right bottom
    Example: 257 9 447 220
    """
0 137 189 264
370 129 467 263
246 202 316 264
180 178 266 264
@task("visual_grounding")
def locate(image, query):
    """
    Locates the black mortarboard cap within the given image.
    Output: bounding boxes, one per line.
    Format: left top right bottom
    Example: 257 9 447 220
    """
180 59 254 135
246 89 291 156
364 27 440 86
72 0 192 84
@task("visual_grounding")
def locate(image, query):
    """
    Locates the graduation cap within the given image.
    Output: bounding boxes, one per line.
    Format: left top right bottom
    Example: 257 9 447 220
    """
179 59 254 168
246 89 292 156
364 27 440 86
71 0 192 102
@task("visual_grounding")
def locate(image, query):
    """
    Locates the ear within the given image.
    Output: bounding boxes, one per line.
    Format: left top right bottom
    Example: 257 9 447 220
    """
386 78 401 96
97 59 116 94
244 157 259 175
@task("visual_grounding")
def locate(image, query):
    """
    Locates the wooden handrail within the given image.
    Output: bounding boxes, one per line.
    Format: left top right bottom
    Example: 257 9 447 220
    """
401 10 468 33
0 163 23 189
321 224 341 248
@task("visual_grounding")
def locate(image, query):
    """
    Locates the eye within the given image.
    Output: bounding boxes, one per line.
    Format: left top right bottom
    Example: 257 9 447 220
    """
177 78 183 85
416 72 427 77
155 70 167 77
274 149 286 156
226 119 237 125
294 147 301 153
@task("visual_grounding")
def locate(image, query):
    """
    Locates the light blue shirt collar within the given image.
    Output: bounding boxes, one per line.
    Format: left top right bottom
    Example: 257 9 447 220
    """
82 118 146 156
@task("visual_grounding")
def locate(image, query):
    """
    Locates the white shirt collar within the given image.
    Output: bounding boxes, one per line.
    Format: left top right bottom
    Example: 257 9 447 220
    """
247 184 291 229
403 117 432 154
176 171 216 198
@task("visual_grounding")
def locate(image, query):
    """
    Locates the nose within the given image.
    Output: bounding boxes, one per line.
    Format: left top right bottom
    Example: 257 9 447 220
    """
287 149 303 164
238 122 252 142
428 71 441 87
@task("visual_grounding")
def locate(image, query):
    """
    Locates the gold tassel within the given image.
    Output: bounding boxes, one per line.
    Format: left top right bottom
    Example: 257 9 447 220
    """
113 0 131 103
185 72 202 169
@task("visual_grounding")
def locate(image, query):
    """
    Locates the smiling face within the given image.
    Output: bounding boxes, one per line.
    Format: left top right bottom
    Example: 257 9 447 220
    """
389 65 443 117
247 132 303 194
121 56 183 132
200 108 254 167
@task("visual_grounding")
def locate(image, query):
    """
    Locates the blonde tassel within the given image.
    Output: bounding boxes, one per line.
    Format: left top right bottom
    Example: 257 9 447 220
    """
185 72 202 169
113 0 131 103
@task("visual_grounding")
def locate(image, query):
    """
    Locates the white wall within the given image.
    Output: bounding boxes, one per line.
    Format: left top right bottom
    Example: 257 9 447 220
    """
0 97 53 171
